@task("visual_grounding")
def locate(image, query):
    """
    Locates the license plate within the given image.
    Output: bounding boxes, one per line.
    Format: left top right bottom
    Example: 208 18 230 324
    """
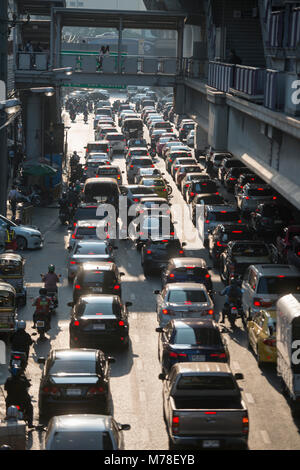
93 324 105 330
12 360 21 367
66 389 82 396
203 440 220 448
36 321 45 328
93 288 102 293
191 355 205 361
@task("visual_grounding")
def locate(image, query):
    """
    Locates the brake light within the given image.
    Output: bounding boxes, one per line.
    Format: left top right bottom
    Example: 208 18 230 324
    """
179 250 184 254
220 211 227 213
232 231 242 233
75 285 81 290
253 298 273 308
70 261 77 265
162 309 169 315
257 188 264 191
172 415 180 434
216 241 225 247
205 274 210 278
185 184 190 188
119 320 125 326
210 352 226 359
13 355 21 359
208 309 214 315
43 386 59 395
74 320 80 326
205 220 210 224
87 386 105 395
133 198 139 203
238 220 242 223
242 416 249 435
147 250 152 254
114 285 120 290
273 196 277 200
190 192 195 197
205 411 216 415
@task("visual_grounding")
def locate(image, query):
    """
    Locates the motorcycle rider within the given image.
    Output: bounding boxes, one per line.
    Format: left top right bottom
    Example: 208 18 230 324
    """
70 151 80 167
32 288 52 329
4 367 34 428
220 279 243 323
41 265 60 297
10 320 34 362
83 107 88 122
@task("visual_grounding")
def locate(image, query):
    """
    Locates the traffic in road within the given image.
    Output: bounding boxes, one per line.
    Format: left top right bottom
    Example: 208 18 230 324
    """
1 87 300 450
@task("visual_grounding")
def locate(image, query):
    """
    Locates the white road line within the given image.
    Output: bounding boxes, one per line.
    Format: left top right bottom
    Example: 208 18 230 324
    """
245 393 255 404
139 390 146 403
136 360 143 371
232 361 241 371
260 430 271 445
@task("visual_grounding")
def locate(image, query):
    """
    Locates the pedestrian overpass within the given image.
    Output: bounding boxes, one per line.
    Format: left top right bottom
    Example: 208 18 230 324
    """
15 8 190 88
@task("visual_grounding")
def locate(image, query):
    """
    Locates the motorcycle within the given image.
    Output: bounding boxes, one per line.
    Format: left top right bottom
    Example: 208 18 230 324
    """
9 351 28 372
34 314 49 341
84 114 88 124
70 112 76 123
227 299 245 329
46 291 58 313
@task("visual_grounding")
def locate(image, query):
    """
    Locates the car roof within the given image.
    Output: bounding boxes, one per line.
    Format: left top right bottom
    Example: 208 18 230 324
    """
206 205 237 212
81 262 115 271
169 258 207 268
172 362 232 375
172 319 217 328
249 264 300 276
166 282 208 291
48 414 112 433
54 349 97 361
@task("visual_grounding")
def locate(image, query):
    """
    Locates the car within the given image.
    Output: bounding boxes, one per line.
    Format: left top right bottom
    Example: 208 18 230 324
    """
97 126 117 141
139 177 169 200
247 309 277 365
156 319 229 373
141 238 186 275
178 121 195 141
0 215 43 250
186 129 195 147
134 167 164 184
207 152 233 177
161 258 213 296
96 165 124 185
125 138 148 150
126 157 154 184
162 142 190 160
119 185 158 212
125 147 150 162
105 133 126 157
223 167 254 192
71 204 108 229
170 158 197 179
218 158 246 183
68 220 109 249
84 157 111 179
174 165 202 189
154 283 214 327
85 141 110 158
249 202 295 235
181 172 206 200
234 173 264 198
191 193 225 225
69 295 132 349
166 151 193 174
44 414 131 450
38 349 115 420
219 241 278 285
156 135 178 156
203 205 242 245
135 197 172 218
73 261 125 303
236 184 277 215
129 214 176 248
208 223 255 267
242 264 300 319
67 240 116 282
186 179 219 204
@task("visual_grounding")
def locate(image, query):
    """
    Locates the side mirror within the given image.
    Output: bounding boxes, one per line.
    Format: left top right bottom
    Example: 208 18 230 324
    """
153 290 160 295
119 272 125 276
156 327 163 333
234 373 244 381
38 357 46 365
181 242 187 247
108 356 116 364
67 302 74 307
125 301 132 308
158 373 166 381
120 424 131 431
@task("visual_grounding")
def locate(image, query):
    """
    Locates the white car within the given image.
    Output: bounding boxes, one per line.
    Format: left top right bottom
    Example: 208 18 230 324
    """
0 215 43 250
105 132 126 157
186 129 195 147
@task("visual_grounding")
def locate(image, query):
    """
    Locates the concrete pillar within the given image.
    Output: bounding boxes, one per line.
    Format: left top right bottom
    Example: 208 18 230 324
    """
25 94 43 162
174 83 185 115
206 87 228 150
183 25 193 58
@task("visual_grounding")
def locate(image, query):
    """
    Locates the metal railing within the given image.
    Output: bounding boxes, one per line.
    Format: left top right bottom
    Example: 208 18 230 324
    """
208 61 234 93
16 52 50 71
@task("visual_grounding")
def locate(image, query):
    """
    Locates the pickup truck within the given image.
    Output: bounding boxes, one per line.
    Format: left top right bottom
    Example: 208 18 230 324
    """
159 362 249 449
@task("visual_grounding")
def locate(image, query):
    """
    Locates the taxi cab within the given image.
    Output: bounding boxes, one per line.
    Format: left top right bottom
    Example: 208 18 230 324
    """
247 309 277 365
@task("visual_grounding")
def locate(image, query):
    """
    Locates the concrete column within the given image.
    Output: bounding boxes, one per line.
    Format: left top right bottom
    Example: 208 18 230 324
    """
118 17 123 74
177 19 184 75
183 25 193 58
25 94 43 162
206 87 229 150
174 83 185 115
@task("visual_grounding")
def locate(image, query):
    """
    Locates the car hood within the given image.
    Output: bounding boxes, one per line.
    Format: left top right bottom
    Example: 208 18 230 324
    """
14 225 41 236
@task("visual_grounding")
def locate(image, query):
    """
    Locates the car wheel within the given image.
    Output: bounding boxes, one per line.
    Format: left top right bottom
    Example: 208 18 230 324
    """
16 236 27 250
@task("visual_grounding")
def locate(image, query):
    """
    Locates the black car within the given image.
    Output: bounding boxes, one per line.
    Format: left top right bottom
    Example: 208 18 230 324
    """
73 262 125 303
186 180 219 204
218 158 246 184
141 238 186 275
250 202 295 234
71 203 108 229
191 193 225 225
38 349 115 420
130 215 176 249
161 257 213 295
223 167 253 192
156 319 229 374
208 223 254 266
219 241 277 284
234 173 264 197
69 295 132 350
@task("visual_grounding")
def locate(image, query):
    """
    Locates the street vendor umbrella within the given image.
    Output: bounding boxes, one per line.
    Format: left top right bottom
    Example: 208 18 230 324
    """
22 163 57 177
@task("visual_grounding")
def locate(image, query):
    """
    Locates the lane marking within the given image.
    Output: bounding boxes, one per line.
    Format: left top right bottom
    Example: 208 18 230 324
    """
260 430 271 445
232 361 241 371
245 393 255 404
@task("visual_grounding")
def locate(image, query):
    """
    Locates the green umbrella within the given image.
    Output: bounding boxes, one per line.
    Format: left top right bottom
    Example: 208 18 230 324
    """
23 164 57 177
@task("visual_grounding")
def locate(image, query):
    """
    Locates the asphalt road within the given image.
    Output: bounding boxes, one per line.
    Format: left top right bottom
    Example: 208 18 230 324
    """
0 92 300 450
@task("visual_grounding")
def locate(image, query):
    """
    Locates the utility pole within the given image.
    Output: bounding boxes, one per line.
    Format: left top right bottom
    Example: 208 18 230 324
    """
0 0 8 215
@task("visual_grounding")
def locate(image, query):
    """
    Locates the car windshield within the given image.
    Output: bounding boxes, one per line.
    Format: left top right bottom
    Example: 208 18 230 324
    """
75 243 108 255
231 244 269 257
76 227 97 236
208 211 239 222
48 432 113 450
168 290 207 303
174 326 221 346
172 267 209 280
177 376 236 391
76 298 120 317
49 358 96 375
257 276 300 295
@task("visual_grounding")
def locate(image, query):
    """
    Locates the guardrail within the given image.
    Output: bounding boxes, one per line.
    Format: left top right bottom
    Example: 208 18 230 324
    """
208 61 234 92
17 52 49 71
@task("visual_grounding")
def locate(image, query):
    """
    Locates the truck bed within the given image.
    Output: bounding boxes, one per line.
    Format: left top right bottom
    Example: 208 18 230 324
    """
174 397 244 410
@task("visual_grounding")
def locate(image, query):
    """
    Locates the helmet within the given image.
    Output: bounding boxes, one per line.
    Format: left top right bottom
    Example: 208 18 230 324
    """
6 406 19 419
48 264 55 273
10 365 21 377
17 320 26 330
39 288 47 296
73 151 77 155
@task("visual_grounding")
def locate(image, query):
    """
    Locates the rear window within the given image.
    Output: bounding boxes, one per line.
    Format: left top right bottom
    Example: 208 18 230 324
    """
196 195 223 205
131 187 156 195
76 227 97 236
131 159 153 167
177 376 236 391
129 150 149 156
257 276 300 295
143 179 164 187
168 290 207 303
182 123 195 129
106 134 125 141
231 244 269 257
222 230 252 242
49 358 96 375
208 211 240 222
248 188 274 196
97 168 119 175
75 243 108 255
87 144 108 152
172 267 209 280
74 208 107 221
83 270 116 285
76 299 120 317
174 326 221 346
48 431 112 451
193 182 218 193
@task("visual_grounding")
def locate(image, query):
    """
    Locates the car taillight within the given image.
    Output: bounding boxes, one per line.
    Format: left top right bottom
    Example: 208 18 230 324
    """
263 338 276 347
133 198 139 203
242 416 249 435
162 309 169 315
210 352 226 359
43 386 60 396
169 351 187 358
190 192 195 197
179 250 184 254
73 320 80 326
146 250 152 254
172 415 180 434
253 298 273 308
75 285 81 290
169 273 175 278
87 386 105 396
119 320 125 326
207 309 214 315
216 241 226 247
114 284 120 290
205 220 210 224
70 261 77 265
205 274 210 279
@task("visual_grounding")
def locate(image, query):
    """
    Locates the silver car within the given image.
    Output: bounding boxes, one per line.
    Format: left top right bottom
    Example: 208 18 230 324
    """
67 240 115 282
85 157 110 178
154 282 215 327
44 414 130 450
106 132 126 157
236 183 277 214
68 219 109 249
242 264 300 319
